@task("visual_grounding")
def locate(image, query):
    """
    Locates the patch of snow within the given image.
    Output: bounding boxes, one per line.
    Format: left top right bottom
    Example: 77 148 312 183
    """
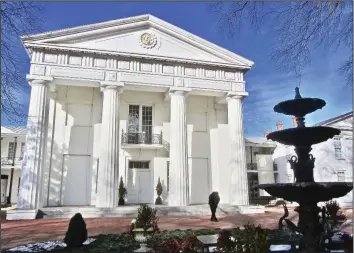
269 245 291 251
7 238 96 252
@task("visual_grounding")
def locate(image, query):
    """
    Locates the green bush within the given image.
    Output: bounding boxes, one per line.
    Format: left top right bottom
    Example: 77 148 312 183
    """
118 177 127 206
134 204 159 234
216 224 269 252
325 200 346 222
64 213 88 248
155 177 163 205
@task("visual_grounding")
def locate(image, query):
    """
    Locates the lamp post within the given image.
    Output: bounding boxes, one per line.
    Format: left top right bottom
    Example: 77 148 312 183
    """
7 136 17 205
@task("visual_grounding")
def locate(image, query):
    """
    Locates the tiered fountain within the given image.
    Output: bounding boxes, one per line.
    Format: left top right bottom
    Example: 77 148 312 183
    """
257 87 353 252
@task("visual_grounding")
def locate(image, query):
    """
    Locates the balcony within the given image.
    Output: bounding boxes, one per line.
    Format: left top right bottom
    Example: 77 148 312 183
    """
121 130 168 150
1 157 23 167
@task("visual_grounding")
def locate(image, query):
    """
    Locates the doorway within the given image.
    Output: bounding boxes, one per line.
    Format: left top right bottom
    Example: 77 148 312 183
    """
61 155 90 206
127 161 152 204
1 175 8 205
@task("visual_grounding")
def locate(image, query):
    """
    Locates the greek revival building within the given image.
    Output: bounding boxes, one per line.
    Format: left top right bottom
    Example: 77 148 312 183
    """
13 15 276 219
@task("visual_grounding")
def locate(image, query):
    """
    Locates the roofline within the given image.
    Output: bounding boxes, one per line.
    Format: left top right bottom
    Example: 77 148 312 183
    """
21 14 254 68
313 111 353 126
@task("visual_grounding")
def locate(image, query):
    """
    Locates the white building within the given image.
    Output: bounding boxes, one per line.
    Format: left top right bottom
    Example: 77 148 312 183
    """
12 14 277 219
273 112 353 206
1 126 27 205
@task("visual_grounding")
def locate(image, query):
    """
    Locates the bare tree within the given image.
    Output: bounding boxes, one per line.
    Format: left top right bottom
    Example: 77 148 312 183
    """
1 2 43 124
211 1 352 85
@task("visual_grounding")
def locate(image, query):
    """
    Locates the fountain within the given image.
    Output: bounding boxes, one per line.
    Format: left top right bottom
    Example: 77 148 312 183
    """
256 87 353 252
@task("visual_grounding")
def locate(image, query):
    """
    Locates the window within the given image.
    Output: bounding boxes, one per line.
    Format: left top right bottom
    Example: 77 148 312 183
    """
128 105 153 143
334 136 343 159
20 143 25 159
18 178 21 195
337 171 345 182
7 142 15 159
167 161 170 192
129 161 150 169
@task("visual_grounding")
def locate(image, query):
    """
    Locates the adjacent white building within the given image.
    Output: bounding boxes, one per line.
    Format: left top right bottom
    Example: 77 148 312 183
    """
273 112 353 206
11 14 279 219
1 126 27 205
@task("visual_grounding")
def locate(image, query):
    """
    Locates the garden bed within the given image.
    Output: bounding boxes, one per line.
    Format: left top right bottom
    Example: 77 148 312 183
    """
2 228 352 253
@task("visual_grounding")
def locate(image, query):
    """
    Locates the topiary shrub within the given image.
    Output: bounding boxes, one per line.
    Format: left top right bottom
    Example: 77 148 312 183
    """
134 204 159 234
118 176 127 206
155 177 163 205
64 213 88 248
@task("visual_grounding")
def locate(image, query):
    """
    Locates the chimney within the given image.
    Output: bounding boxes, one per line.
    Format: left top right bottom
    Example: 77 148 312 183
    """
292 116 298 128
264 130 271 137
276 121 283 130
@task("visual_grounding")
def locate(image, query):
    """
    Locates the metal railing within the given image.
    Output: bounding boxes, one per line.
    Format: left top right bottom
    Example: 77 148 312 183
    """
1 157 23 166
121 130 163 145
247 163 258 171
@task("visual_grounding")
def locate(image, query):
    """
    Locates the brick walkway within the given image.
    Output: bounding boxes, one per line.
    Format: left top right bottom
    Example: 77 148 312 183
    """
1 207 352 250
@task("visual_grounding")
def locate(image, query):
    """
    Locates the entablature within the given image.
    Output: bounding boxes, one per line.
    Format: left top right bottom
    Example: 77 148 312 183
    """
28 47 247 94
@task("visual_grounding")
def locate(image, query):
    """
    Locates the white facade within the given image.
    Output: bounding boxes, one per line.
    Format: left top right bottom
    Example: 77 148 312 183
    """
273 112 353 206
16 14 277 214
1 126 27 204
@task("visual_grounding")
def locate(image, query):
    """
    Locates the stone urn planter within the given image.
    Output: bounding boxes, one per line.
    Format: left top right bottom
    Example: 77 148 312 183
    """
132 228 154 252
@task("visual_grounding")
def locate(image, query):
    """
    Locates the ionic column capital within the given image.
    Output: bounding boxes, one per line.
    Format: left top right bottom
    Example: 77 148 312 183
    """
26 75 53 87
226 91 248 101
165 87 192 101
100 81 124 93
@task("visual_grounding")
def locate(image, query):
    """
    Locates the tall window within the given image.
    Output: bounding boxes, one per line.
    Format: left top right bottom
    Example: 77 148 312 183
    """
167 161 170 192
20 143 25 159
7 142 15 159
333 136 342 160
337 171 345 182
128 105 153 143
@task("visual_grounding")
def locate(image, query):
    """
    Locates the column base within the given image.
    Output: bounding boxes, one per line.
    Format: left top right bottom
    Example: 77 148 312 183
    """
6 209 38 220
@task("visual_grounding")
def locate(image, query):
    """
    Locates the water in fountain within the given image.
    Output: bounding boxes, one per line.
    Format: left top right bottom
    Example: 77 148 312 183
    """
256 87 353 252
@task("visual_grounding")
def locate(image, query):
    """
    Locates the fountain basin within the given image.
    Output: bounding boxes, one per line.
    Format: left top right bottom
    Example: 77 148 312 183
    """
256 182 353 204
267 127 341 146
274 97 326 117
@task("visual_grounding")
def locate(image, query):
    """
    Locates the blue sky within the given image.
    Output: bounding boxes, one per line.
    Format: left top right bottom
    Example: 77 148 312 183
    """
2 2 352 137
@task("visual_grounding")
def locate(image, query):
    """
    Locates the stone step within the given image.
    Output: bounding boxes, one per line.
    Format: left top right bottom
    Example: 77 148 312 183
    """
36 204 264 219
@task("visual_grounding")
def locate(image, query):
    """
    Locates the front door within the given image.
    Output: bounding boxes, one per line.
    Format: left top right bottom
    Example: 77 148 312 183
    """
62 155 90 206
127 161 152 204
1 175 8 205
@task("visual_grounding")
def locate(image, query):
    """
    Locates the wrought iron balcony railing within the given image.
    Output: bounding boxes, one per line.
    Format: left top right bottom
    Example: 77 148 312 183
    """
1 157 23 166
121 130 163 145
247 163 258 171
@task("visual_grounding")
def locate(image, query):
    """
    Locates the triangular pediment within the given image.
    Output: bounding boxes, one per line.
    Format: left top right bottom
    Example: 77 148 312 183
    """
22 14 253 68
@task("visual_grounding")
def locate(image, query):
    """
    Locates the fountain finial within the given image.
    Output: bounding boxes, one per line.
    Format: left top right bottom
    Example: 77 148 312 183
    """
295 87 302 99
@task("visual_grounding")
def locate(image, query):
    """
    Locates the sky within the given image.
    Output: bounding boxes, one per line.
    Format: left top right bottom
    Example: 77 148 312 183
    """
2 1 352 137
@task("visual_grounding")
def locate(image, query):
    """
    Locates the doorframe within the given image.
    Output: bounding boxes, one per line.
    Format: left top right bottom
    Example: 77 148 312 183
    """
60 154 91 206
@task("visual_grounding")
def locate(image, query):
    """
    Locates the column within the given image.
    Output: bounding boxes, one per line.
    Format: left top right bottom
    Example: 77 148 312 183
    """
169 89 189 206
18 79 50 209
227 94 249 205
96 85 122 208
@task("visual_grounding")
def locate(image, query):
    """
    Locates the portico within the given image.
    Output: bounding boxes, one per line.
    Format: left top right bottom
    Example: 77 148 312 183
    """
13 14 256 219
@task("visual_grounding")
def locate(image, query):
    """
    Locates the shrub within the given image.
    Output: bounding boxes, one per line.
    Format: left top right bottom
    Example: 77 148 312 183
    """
216 224 269 252
64 213 88 248
151 234 202 253
134 204 159 234
341 233 353 253
216 229 236 252
118 176 127 206
325 200 346 222
155 177 163 205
